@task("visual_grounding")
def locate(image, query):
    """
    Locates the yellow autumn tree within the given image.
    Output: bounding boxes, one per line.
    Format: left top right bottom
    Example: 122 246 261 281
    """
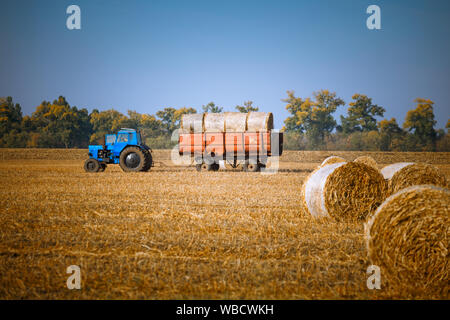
283 90 344 149
403 98 437 150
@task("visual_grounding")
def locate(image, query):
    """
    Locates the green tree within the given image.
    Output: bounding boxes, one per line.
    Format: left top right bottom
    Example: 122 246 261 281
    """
114 110 165 144
378 118 403 151
282 131 307 150
347 131 381 151
283 91 305 132
72 107 91 147
89 109 127 143
235 101 259 113
436 126 450 151
139 113 164 138
340 94 385 133
202 102 223 113
0 129 29 147
156 107 176 133
0 96 23 138
0 96 28 148
28 96 92 148
283 90 344 149
156 107 196 134
118 110 143 129
403 98 437 150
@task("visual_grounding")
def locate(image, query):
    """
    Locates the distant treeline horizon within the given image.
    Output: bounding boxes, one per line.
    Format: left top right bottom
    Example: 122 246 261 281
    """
1 91 449 151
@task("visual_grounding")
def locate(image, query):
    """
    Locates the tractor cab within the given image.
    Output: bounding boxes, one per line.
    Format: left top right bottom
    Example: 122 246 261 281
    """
104 128 143 155
84 128 152 173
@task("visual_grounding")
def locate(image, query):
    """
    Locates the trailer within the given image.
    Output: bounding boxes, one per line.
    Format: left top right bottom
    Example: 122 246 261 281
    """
178 112 283 172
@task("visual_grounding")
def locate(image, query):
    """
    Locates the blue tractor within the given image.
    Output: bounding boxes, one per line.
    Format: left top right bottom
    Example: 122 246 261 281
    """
84 128 153 172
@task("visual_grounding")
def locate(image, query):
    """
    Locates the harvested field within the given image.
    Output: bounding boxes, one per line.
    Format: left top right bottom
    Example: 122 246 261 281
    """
0 149 449 299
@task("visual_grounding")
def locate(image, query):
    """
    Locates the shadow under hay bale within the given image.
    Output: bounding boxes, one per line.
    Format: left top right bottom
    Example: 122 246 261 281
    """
365 185 449 296
381 162 447 196
301 162 386 221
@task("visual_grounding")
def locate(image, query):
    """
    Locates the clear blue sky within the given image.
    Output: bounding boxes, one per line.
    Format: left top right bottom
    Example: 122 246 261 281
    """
1 0 449 129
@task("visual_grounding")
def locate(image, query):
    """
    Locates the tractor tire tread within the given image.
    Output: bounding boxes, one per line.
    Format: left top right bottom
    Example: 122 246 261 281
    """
141 149 153 172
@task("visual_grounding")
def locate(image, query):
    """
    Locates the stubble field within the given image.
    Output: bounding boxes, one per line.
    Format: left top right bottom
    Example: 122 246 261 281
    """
0 149 449 299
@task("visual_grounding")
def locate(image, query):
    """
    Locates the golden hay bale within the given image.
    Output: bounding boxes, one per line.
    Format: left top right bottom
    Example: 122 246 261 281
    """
180 113 205 133
365 185 449 295
320 156 347 167
300 167 320 217
354 156 378 170
381 162 447 196
247 112 273 132
204 113 227 132
225 112 248 132
301 162 386 221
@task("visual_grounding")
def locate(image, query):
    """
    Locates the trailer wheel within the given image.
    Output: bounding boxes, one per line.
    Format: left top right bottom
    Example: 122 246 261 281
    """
244 161 259 172
84 159 100 173
200 163 214 171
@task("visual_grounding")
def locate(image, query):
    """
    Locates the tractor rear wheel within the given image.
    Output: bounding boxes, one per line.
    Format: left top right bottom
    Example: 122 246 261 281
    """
141 150 152 172
84 159 100 173
119 147 151 172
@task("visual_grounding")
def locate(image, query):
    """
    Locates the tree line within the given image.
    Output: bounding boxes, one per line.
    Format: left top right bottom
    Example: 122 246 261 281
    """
0 96 258 149
0 93 448 151
282 90 449 151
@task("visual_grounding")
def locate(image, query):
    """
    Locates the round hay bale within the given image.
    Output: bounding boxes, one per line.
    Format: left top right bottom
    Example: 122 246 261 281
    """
225 112 248 132
300 166 321 217
365 185 449 295
320 156 347 167
204 113 226 132
354 156 378 170
247 112 273 132
381 162 447 196
180 113 204 133
302 162 386 221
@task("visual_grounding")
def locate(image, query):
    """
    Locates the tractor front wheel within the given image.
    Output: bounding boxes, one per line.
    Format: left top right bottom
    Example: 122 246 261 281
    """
84 159 101 173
